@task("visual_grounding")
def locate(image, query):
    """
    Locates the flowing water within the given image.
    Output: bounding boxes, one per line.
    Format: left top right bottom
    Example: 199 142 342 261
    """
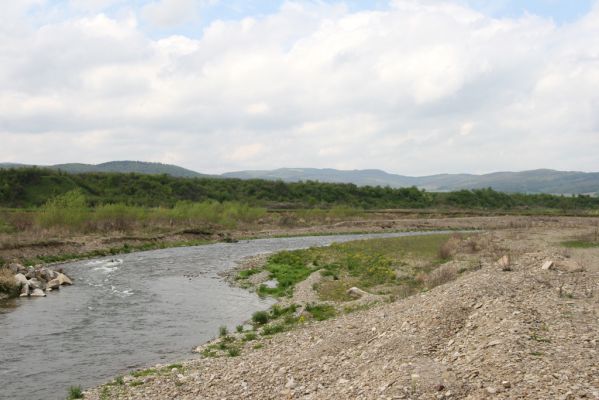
0 231 443 400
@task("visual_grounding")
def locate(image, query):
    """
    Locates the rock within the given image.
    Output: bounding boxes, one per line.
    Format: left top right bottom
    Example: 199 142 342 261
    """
14 273 28 287
28 278 45 290
25 269 36 279
30 288 46 297
47 278 61 290
20 282 30 297
347 287 368 299
497 255 511 271
486 387 498 394
8 263 24 274
501 381 511 389
57 273 73 285
555 260 584 273
541 260 554 270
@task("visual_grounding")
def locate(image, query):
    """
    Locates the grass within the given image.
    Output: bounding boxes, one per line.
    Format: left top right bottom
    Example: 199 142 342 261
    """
238 233 457 302
219 325 228 337
67 385 84 399
252 310 270 325
0 267 19 297
562 240 599 249
305 303 336 321
131 368 157 378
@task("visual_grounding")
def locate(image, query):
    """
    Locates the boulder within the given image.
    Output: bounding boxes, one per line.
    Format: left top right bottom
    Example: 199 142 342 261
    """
497 255 511 271
47 278 61 290
30 288 46 297
8 263 25 274
20 282 30 297
25 269 36 279
347 287 368 299
14 273 28 287
38 268 52 281
541 260 554 271
555 260 584 273
57 273 73 285
28 278 46 290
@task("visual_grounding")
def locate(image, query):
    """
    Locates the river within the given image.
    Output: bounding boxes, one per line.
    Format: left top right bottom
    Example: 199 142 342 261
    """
0 231 443 400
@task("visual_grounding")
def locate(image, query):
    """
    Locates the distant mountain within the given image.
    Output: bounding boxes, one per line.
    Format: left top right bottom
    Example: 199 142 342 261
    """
0 161 209 178
223 168 599 195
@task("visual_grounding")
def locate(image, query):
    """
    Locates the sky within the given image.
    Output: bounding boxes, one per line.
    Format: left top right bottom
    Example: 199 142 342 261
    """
1 0 598 175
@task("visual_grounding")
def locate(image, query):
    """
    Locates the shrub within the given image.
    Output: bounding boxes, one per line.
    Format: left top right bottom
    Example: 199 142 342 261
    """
243 332 257 341
236 325 244 333
252 311 269 325
37 190 89 231
425 264 457 289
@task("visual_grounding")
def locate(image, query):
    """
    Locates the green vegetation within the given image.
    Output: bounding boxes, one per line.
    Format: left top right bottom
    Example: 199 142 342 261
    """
305 303 336 321
218 325 228 337
2 168 597 211
562 240 599 248
251 310 270 325
0 267 19 297
241 234 455 300
67 385 83 399
131 368 157 378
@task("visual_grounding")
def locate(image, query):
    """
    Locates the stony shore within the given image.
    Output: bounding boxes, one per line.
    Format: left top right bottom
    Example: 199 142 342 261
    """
84 220 599 400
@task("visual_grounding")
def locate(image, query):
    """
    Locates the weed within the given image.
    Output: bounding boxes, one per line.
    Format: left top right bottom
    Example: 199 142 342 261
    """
253 343 263 349
67 385 84 399
236 325 244 333
166 364 183 370
99 387 110 400
243 332 257 341
219 325 228 337
114 376 124 385
129 380 143 387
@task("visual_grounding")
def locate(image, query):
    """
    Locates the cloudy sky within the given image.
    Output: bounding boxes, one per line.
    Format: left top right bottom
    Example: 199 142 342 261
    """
1 0 598 175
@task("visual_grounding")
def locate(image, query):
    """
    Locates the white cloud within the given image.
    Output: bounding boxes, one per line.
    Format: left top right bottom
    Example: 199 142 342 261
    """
1 1 599 174
142 0 199 28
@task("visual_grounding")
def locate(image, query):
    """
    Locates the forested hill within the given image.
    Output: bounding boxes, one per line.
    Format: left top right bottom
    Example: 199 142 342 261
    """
1 168 598 211
0 161 207 178
223 168 599 195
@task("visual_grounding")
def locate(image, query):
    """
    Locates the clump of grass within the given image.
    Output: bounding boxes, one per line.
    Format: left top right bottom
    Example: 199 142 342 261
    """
305 303 336 321
131 368 157 378
252 310 270 325
114 376 124 385
236 325 244 333
261 323 286 336
67 385 84 399
237 269 260 279
165 363 183 370
129 380 143 387
218 325 228 337
0 267 19 297
243 332 257 341
227 347 241 357
424 264 458 289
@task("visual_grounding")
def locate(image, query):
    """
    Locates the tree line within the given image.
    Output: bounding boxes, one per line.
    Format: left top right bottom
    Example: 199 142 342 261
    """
1 167 597 211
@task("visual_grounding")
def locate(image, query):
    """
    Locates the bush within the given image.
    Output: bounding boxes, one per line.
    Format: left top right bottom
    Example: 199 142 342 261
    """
425 264 458 289
261 323 286 335
37 190 89 231
251 310 269 325
92 204 146 231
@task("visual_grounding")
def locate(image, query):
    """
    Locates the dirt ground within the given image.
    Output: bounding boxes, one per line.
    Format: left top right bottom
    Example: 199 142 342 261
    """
84 216 599 399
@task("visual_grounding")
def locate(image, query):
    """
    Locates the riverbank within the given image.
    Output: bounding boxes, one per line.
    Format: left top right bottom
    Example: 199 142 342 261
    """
84 217 599 399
